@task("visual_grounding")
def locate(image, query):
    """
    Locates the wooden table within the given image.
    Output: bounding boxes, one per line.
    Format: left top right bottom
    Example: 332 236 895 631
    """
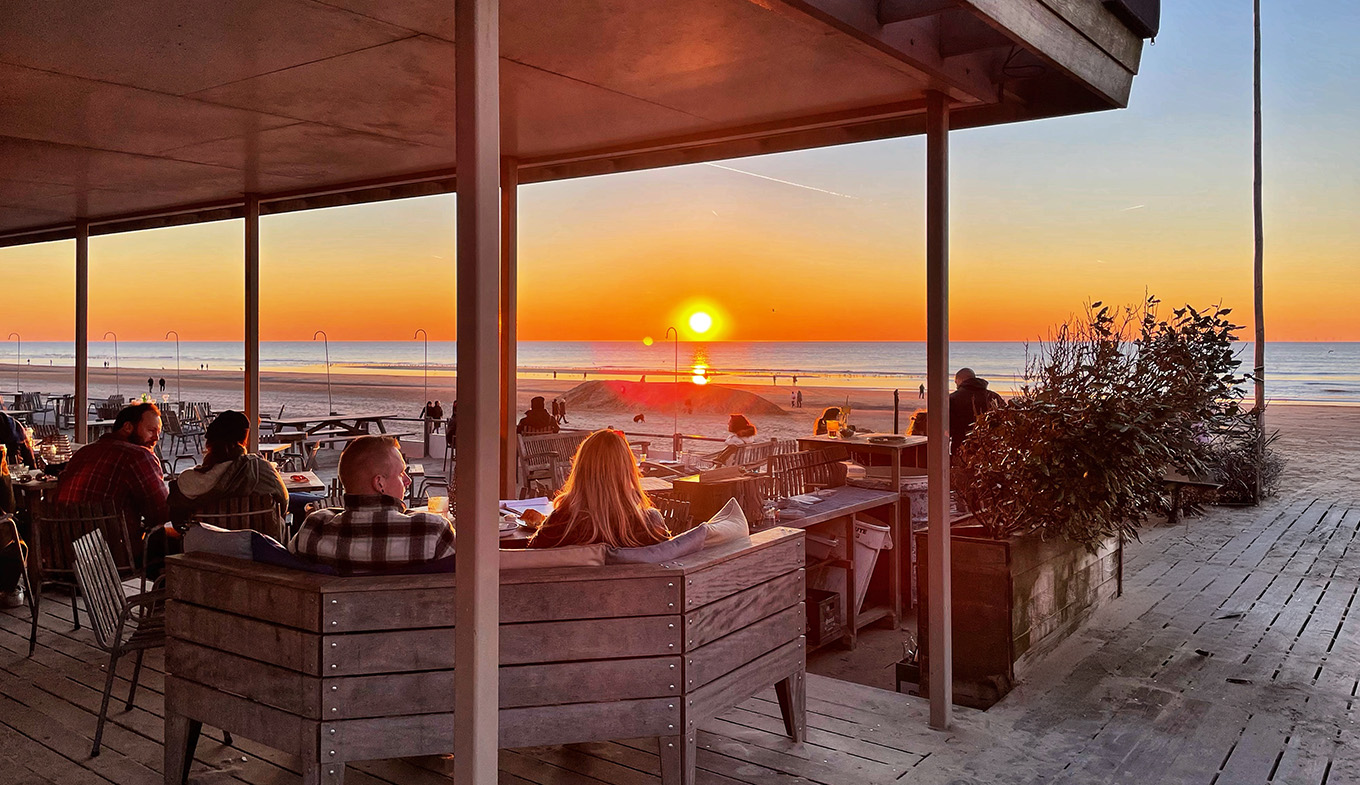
799 433 927 606
273 412 403 437
772 484 901 649
1 409 36 425
86 419 116 440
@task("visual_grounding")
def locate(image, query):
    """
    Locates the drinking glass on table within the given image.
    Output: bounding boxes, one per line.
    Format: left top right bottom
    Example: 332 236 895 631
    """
427 495 449 518
825 419 840 438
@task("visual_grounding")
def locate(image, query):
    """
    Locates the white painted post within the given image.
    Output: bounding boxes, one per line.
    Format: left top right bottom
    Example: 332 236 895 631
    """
454 0 502 780
75 222 89 442
245 195 261 452
500 158 518 499
925 90 953 730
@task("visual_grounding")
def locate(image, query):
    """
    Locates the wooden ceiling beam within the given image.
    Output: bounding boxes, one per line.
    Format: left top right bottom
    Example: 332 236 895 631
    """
876 0 954 24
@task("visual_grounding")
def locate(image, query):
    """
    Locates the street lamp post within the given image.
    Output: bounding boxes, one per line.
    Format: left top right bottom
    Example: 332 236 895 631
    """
6 332 18 392
165 330 181 404
665 326 679 457
103 331 119 397
313 330 333 414
414 328 429 412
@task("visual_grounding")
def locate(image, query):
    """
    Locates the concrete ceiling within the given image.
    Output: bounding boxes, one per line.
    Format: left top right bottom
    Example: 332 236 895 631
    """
0 0 1146 245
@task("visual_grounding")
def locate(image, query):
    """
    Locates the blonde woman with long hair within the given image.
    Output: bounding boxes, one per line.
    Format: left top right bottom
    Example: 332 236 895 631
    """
528 429 670 549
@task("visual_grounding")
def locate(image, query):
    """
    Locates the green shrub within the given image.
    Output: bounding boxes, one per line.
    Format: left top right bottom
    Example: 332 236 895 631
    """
955 297 1246 549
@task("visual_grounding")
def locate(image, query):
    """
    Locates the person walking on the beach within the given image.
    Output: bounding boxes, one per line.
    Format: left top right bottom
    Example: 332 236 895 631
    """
949 368 1002 458
796 390 803 409
147 377 154 395
159 378 166 394
431 401 444 434
919 383 926 399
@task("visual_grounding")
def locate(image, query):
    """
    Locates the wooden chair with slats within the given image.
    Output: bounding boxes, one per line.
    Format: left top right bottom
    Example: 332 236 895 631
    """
649 493 694 534
1 514 39 656
72 527 171 757
30 499 137 631
518 430 590 498
768 446 850 500
192 494 287 542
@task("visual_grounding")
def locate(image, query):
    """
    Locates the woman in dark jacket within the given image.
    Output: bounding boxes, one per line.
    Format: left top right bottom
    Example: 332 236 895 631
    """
170 410 289 537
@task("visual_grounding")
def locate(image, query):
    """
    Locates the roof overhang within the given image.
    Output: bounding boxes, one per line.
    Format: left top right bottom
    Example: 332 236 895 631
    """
0 0 1151 247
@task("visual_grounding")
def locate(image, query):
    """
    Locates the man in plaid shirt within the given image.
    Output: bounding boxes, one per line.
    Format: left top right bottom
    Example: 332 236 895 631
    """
56 403 169 559
290 436 455 573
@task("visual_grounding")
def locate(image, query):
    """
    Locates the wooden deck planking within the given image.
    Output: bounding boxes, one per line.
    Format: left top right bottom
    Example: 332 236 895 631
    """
3 493 1360 784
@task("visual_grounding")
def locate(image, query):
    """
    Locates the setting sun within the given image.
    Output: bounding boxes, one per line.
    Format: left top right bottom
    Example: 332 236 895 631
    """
689 312 713 334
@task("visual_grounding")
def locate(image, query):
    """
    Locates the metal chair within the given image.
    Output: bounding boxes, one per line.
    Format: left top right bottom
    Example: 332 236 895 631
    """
30 500 136 631
158 410 199 473
72 528 166 757
1 514 39 656
193 494 288 542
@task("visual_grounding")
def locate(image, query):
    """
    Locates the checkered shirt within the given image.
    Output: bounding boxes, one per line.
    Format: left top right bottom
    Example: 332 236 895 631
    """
55 436 169 544
289 494 456 574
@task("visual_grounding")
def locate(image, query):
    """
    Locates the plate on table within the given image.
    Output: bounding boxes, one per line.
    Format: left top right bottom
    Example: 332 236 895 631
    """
868 435 908 445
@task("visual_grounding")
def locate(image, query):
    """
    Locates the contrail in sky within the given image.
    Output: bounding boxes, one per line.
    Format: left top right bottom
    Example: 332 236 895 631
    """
704 162 859 200
1122 204 1146 211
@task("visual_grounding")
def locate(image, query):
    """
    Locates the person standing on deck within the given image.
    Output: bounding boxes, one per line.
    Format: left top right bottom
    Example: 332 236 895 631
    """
948 368 1002 458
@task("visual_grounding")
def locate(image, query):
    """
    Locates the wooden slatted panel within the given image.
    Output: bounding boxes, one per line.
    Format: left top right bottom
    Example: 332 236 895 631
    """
683 568 804 649
683 535 805 609
685 605 805 690
167 639 321 718
166 558 325 631
500 616 682 664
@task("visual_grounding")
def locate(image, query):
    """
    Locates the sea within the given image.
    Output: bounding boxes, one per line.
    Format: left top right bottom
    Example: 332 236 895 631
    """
10 341 1360 405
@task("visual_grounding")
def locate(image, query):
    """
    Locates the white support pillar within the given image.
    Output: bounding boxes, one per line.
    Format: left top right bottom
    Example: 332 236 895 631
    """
500 158 518 499
453 0 501 780
75 221 89 443
245 195 261 452
925 90 953 730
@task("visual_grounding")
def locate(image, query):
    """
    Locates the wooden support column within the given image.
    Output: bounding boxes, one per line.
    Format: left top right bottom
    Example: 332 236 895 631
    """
454 0 501 780
245 195 261 452
500 158 518 499
75 221 89 443
924 90 953 730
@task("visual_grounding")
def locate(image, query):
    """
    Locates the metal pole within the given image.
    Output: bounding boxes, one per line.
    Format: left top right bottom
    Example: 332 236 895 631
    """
924 90 953 730
414 329 429 411
1252 0 1265 504
76 222 88 442
245 194 261 452
104 331 119 397
6 333 18 392
454 0 501 779
416 328 430 459
165 331 180 404
666 326 679 457
500 158 519 499
313 330 331 414
893 388 900 434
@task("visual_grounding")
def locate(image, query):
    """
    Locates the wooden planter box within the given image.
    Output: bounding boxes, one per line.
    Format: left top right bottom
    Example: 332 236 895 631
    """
914 523 1122 709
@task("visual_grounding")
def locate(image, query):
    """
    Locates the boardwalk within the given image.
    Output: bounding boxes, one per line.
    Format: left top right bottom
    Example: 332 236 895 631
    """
1 494 1357 784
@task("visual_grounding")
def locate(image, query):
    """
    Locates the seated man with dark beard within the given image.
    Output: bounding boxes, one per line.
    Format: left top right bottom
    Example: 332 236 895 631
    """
56 403 169 565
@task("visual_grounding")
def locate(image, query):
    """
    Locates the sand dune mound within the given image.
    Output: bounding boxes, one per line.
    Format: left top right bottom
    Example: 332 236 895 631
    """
562 381 785 417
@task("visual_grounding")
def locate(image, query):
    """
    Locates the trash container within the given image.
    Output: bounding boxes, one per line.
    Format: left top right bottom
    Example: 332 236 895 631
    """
808 517 893 622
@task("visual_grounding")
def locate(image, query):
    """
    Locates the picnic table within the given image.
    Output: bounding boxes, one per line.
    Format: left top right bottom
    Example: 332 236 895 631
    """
272 412 404 436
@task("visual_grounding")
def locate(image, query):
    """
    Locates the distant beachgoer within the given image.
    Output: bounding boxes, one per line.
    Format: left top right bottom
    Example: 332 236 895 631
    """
640 375 646 383
919 383 926 399
793 376 798 385
431 401 444 433
633 413 645 423
684 398 693 415
815 407 841 436
949 368 1003 457
159 378 166 393
517 396 560 435
420 401 432 419
559 399 569 424
550 398 560 423
147 377 154 394
796 390 803 408
529 429 668 550
553 371 557 379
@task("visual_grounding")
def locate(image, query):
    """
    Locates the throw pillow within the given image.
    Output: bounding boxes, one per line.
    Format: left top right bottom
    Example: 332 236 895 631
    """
182 523 253 561
501 543 606 570
606 524 709 564
702 497 751 546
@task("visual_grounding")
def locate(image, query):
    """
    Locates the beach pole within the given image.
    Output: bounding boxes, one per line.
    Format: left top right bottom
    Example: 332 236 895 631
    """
924 90 953 730
103 331 119 398
75 222 88 442
500 158 519 498
1252 0 1266 504
893 388 899 434
454 0 502 778
666 326 679 457
313 330 332 414
245 195 260 452
415 328 430 456
165 331 181 405
6 333 18 392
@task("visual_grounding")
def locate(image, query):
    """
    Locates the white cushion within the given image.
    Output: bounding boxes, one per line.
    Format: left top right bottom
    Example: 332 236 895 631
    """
701 498 751 547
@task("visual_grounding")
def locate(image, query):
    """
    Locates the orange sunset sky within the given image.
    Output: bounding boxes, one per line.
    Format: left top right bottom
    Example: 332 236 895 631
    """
1 3 1357 345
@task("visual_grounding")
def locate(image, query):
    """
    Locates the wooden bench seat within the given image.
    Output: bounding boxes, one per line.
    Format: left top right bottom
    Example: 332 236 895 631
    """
163 527 808 785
